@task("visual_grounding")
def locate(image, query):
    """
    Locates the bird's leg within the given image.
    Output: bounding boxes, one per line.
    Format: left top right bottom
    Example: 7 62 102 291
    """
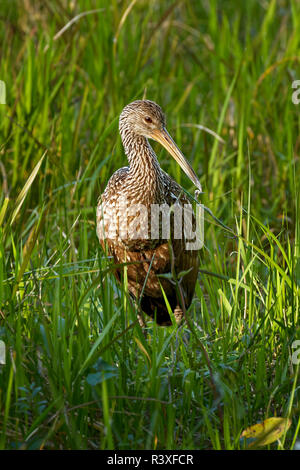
131 296 147 334
137 311 146 328
137 310 147 339
166 242 184 325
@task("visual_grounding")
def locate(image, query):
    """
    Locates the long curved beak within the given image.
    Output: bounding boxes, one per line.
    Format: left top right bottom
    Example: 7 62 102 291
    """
150 127 202 192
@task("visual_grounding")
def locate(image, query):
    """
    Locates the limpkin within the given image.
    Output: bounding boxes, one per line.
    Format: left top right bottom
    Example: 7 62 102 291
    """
97 100 202 326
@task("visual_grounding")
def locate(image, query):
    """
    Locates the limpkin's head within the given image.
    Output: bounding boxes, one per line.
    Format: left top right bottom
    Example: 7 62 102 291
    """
119 100 202 191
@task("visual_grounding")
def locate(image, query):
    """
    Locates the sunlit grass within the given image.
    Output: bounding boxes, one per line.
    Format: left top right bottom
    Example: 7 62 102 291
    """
0 0 299 450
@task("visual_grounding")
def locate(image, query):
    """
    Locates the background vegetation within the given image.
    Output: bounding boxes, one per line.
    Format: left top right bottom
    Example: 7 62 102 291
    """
0 0 299 450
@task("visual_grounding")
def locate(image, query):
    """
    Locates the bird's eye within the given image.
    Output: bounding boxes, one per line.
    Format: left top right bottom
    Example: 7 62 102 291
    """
144 116 153 123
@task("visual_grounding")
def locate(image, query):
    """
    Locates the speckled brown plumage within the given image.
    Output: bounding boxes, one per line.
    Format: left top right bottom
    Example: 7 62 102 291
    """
96 100 201 325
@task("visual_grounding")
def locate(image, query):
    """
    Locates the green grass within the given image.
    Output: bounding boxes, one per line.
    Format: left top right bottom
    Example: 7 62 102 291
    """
0 0 300 450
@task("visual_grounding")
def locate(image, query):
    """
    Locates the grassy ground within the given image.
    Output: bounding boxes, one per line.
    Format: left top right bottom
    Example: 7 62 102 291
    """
0 0 299 450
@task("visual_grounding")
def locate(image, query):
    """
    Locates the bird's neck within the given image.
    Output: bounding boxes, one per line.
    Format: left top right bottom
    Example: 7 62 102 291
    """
121 130 164 202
